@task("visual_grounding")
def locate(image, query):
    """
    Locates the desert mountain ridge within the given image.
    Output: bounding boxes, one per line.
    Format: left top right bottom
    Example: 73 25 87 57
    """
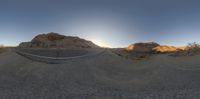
19 32 100 48
18 32 187 52
127 42 186 53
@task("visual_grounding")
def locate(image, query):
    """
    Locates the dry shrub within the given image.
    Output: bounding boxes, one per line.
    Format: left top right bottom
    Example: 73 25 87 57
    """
185 42 200 55
171 42 200 56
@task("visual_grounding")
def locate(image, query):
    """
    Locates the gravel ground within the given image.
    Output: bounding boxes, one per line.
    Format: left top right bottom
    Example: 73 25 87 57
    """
0 48 200 99
16 48 99 57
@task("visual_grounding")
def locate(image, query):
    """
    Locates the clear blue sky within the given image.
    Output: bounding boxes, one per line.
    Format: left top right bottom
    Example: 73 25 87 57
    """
0 0 200 47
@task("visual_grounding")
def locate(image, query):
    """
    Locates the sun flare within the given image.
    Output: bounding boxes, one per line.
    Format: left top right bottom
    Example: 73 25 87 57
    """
91 39 109 47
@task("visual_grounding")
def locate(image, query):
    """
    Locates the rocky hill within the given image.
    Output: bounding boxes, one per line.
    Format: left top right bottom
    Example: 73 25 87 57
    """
127 42 185 53
19 32 99 48
127 42 160 53
153 45 181 53
111 42 186 60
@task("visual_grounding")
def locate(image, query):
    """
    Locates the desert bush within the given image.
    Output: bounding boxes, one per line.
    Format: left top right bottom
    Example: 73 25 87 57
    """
171 42 200 57
185 42 200 55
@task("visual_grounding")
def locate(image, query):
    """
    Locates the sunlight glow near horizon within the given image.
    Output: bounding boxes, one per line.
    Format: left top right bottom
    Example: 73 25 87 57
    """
90 39 111 48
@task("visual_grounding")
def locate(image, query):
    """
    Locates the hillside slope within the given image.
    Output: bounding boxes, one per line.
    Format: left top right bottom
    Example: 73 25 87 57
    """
19 32 99 48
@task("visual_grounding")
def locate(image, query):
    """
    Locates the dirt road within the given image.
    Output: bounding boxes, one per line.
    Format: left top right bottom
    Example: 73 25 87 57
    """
0 48 200 99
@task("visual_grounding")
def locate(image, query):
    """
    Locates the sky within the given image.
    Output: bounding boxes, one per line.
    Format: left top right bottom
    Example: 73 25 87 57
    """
0 0 200 47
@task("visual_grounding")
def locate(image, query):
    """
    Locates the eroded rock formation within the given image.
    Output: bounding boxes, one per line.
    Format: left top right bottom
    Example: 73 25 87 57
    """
127 42 160 52
19 32 99 48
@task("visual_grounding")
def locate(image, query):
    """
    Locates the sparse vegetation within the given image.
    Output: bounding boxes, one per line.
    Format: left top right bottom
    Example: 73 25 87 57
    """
0 45 6 54
113 42 200 58
111 48 129 58
111 48 151 60
171 42 200 57
186 42 200 55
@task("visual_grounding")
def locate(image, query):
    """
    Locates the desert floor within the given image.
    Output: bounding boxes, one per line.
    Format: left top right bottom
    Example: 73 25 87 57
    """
0 48 200 99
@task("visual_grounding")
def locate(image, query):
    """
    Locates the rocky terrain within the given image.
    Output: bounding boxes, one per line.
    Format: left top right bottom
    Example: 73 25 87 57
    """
112 42 186 60
19 32 99 48
1 48 200 99
127 42 160 53
127 42 184 53
1 34 200 99
0 47 7 54
153 46 183 53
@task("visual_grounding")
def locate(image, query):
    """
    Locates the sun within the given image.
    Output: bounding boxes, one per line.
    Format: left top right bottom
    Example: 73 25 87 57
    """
91 39 109 47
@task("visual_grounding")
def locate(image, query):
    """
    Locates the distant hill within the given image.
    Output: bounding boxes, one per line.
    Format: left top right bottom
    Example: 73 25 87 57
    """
19 32 99 48
127 42 185 53
111 42 186 60
127 42 160 53
153 45 182 53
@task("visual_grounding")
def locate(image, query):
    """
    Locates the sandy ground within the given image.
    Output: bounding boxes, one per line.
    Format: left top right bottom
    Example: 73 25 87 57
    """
0 48 200 99
17 48 101 57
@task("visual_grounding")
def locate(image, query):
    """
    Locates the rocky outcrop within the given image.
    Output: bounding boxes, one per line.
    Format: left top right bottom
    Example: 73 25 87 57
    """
18 42 32 48
127 42 160 53
19 32 99 48
152 46 179 53
126 42 185 54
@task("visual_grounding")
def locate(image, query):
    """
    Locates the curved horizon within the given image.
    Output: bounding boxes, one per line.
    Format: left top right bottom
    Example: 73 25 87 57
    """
0 32 192 48
1 0 200 47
